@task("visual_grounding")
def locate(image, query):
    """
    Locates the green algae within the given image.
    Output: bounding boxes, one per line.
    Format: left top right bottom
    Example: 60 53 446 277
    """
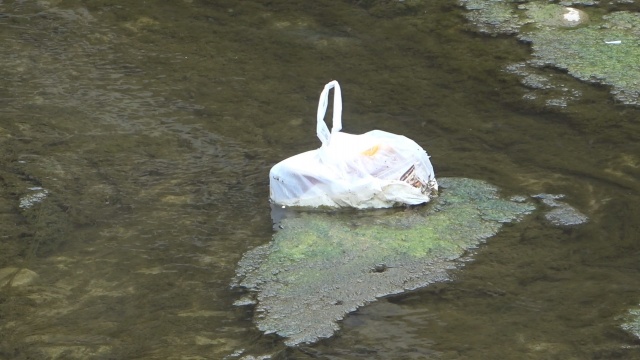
460 0 640 105
526 12 640 104
460 0 523 35
524 3 589 28
232 178 535 346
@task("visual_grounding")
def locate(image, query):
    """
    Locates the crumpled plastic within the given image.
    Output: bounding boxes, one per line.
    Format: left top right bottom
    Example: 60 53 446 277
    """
269 81 437 209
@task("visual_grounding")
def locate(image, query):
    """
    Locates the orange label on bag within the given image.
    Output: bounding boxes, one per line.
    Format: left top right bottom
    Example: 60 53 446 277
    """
361 145 380 157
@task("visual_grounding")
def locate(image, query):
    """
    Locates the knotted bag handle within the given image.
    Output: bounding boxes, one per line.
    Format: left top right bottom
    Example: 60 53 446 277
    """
316 80 343 146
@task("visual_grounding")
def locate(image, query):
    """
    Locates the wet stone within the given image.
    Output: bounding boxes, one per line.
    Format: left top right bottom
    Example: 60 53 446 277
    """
461 0 640 106
544 206 588 225
533 193 589 226
233 296 257 306
460 0 522 35
232 178 536 346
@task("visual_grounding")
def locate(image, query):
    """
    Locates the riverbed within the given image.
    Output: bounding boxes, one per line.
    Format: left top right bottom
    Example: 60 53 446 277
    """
1 1 639 359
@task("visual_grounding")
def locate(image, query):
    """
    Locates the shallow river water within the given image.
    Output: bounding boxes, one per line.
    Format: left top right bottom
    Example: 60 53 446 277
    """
1 1 640 359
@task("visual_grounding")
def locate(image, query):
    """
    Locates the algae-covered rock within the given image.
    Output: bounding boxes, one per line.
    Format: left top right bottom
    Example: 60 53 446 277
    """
460 0 522 35
232 178 535 346
524 4 589 28
525 11 640 104
460 0 594 36
460 0 640 105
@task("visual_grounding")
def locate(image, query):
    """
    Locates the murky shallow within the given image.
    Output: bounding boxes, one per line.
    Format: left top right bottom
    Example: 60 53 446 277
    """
1 0 639 359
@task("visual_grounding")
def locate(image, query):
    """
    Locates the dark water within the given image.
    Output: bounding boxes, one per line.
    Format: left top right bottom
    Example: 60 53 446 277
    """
0 0 639 359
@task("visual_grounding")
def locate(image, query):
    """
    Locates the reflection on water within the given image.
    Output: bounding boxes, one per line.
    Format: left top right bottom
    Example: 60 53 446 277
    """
0 0 639 359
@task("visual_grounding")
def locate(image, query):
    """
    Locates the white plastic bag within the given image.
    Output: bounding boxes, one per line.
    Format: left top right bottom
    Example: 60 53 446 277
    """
269 80 437 209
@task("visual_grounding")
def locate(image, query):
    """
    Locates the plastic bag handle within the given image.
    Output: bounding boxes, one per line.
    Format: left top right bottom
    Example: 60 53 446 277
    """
316 80 343 146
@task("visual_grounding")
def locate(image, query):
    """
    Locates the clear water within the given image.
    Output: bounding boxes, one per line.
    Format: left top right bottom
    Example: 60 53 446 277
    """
0 0 639 359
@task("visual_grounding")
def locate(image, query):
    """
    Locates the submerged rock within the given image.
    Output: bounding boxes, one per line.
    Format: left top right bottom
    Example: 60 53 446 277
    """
533 193 589 226
232 178 535 346
19 187 49 209
0 267 39 288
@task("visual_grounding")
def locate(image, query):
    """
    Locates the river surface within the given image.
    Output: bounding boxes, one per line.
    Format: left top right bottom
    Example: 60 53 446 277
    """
1 1 639 359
